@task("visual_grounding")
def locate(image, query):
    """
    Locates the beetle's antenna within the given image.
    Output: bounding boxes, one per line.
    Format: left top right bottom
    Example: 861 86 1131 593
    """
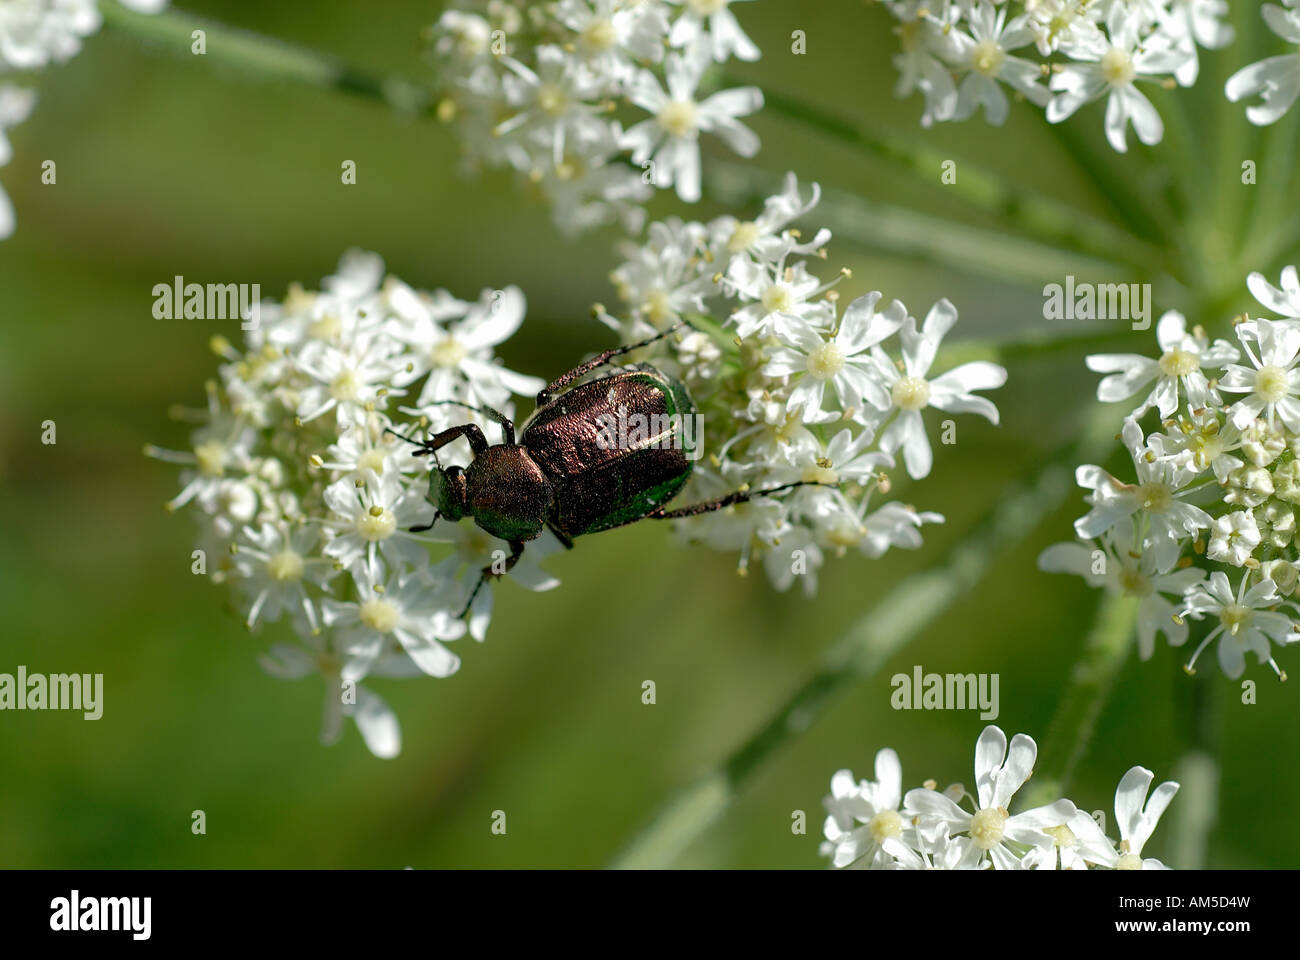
383 426 442 467
384 425 425 448
423 400 503 418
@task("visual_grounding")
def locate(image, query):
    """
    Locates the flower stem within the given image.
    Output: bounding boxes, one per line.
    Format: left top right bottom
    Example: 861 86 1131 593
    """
1022 590 1140 809
705 162 1128 291
611 402 1121 868
1168 670 1219 868
97 0 431 114
746 81 1166 271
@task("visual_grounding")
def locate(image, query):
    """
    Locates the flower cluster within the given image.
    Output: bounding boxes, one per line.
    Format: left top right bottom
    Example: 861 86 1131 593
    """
148 250 556 758
879 1 1300 150
426 0 763 234
604 172 1008 594
821 725 1178 869
0 0 167 238
1040 268 1300 680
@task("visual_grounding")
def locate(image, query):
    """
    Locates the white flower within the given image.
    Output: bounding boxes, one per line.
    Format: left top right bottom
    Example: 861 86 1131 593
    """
947 1 1051 124
1247 264 1300 320
322 559 466 683
496 45 610 165
1047 4 1189 152
1038 535 1205 658
1226 4 1300 125
1091 766 1180 870
870 299 1008 479
1085 310 1238 418
322 472 435 572
903 726 1077 870
856 502 944 557
0 0 101 71
1162 0 1234 86
556 0 669 79
881 823 985 870
294 331 405 426
390 285 545 411
1177 571 1296 678
0 84 35 239
1023 0 1103 57
1206 510 1262 567
1218 317 1300 432
259 643 403 759
1072 418 1211 572
820 748 909 869
727 258 841 340
667 0 759 63
235 522 336 632
892 14 960 127
764 300 888 423
611 217 713 330
709 172 830 266
621 53 762 202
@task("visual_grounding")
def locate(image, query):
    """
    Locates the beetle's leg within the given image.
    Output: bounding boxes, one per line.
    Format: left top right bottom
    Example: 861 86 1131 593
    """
644 481 830 520
421 423 489 457
423 400 516 445
408 510 441 534
459 540 526 617
545 522 575 550
535 322 687 407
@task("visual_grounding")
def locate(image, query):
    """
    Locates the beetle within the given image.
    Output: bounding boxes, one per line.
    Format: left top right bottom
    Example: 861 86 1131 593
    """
390 323 826 612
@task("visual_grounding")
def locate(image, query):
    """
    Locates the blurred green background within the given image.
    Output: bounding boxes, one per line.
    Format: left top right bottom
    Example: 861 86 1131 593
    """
0 0 1295 868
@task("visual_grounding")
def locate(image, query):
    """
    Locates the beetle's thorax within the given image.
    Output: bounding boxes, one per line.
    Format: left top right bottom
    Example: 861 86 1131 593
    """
464 444 554 542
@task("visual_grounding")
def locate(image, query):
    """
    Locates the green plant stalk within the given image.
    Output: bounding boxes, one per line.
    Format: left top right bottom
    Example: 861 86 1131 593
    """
98 0 431 113
611 401 1122 868
1168 668 1219 868
1039 109 1176 247
705 162 1126 291
746 82 1165 271
1021 590 1140 810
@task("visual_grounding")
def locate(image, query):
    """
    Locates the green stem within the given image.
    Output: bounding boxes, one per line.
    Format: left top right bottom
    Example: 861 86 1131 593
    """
98 0 431 114
748 81 1164 270
1023 591 1139 807
1040 112 1174 247
611 401 1121 868
705 162 1125 290
1168 671 1219 868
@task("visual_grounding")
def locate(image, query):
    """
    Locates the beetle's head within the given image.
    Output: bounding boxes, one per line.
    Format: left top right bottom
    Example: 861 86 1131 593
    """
427 464 469 522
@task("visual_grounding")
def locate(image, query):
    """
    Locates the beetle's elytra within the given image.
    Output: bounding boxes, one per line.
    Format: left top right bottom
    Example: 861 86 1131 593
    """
394 323 825 612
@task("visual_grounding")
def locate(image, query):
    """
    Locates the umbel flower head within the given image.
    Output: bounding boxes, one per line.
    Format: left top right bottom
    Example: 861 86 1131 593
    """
605 171 1008 594
0 0 169 239
1039 269 1300 680
149 250 557 757
427 0 763 233
876 1 1300 148
820 725 1179 870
